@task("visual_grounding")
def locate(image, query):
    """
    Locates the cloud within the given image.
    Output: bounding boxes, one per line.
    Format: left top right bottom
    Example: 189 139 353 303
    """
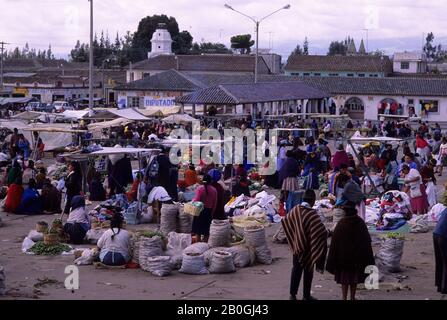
1 0 447 59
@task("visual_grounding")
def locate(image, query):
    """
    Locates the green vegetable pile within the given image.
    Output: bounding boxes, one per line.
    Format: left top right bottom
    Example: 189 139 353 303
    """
28 242 71 255
137 230 165 240
383 232 405 240
231 233 244 243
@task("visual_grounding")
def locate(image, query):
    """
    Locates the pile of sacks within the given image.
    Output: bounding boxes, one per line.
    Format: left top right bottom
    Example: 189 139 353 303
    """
159 203 193 236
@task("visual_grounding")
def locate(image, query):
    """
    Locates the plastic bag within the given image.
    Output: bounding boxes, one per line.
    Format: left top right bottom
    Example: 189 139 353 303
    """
183 242 210 255
160 203 178 235
426 182 437 208
203 247 230 266
74 248 99 265
244 225 267 247
21 237 35 253
209 251 235 274
178 204 193 234
166 232 192 269
409 215 429 233
27 230 44 242
139 236 164 271
376 238 404 273
208 220 231 248
147 256 172 277
226 245 251 268
254 245 273 265
85 228 105 245
179 252 209 275
140 206 154 224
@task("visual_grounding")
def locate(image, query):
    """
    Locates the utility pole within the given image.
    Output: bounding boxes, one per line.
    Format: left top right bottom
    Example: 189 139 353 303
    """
0 41 10 91
88 0 94 114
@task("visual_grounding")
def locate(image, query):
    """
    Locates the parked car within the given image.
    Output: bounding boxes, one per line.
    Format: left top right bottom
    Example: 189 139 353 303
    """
52 101 74 113
35 103 55 113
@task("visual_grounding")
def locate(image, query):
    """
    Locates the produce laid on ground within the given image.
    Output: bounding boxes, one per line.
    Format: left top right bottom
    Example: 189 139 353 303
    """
28 242 71 256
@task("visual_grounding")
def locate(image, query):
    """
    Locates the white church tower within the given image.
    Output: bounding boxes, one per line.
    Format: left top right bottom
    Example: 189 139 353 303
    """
148 23 173 58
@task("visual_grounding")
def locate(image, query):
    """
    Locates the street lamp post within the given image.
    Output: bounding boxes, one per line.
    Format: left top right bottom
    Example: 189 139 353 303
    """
88 0 94 115
224 4 290 84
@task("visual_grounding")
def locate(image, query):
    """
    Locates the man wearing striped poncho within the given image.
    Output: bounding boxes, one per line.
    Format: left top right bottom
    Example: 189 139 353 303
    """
282 190 328 300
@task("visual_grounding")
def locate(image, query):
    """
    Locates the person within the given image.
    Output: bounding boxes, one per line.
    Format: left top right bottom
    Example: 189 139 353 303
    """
347 120 354 130
415 134 430 165
331 144 350 170
436 137 447 177
232 175 251 197
63 196 90 244
184 164 198 187
146 184 173 223
208 168 226 220
397 154 418 176
89 172 107 201
16 178 42 215
97 212 131 266
108 153 133 196
22 160 35 185
282 190 328 300
279 150 300 202
7 160 22 186
401 164 428 215
64 161 82 214
17 134 30 160
341 176 367 221
191 174 217 242
9 128 19 158
317 139 330 174
235 164 247 178
126 172 142 202
33 131 44 160
35 167 46 189
433 208 447 294
326 205 374 300
40 179 62 213
3 177 24 213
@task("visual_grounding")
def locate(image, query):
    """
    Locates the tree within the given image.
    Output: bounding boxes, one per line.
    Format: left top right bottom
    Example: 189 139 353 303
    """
46 44 54 60
423 32 437 61
190 42 232 54
328 40 347 55
303 37 309 55
230 34 255 54
131 14 181 61
172 30 193 55
290 44 303 56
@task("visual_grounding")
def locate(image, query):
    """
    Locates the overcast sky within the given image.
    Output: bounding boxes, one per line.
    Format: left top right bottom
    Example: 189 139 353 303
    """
1 0 447 59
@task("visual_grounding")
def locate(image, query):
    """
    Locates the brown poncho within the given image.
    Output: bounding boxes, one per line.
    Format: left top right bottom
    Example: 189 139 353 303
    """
282 205 328 271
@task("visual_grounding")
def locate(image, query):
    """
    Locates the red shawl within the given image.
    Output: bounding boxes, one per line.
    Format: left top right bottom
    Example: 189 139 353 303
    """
5 183 24 213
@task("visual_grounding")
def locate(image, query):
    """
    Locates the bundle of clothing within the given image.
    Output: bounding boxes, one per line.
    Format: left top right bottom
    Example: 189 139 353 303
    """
376 191 411 231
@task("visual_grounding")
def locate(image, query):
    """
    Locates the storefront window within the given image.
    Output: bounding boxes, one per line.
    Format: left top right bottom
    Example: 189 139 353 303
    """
420 100 439 113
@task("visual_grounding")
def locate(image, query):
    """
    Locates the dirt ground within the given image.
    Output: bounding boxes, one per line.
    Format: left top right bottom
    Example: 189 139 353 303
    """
0 145 446 300
0 199 445 300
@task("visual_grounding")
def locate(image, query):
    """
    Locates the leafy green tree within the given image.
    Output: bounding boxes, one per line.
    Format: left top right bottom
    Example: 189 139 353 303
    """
230 34 255 54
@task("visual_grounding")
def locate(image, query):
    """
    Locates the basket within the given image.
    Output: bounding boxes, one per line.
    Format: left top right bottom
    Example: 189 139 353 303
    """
183 202 204 217
43 233 58 246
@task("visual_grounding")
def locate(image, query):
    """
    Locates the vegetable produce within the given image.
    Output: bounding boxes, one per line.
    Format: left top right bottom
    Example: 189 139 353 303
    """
136 230 166 240
382 232 405 240
28 242 71 255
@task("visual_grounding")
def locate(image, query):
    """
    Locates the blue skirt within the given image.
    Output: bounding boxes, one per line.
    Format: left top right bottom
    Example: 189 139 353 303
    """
192 207 213 236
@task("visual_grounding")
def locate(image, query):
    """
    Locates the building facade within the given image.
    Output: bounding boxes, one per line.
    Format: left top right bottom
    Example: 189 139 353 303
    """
393 52 427 74
284 55 393 78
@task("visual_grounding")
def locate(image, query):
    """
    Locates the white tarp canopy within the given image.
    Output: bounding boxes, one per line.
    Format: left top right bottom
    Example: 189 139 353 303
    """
106 108 149 121
139 106 181 117
162 114 198 124
60 110 90 120
88 118 133 132
61 147 160 160
0 97 36 106
0 121 76 151
11 111 46 121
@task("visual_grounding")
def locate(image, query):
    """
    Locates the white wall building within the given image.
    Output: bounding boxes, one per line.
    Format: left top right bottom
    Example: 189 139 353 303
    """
393 52 427 74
